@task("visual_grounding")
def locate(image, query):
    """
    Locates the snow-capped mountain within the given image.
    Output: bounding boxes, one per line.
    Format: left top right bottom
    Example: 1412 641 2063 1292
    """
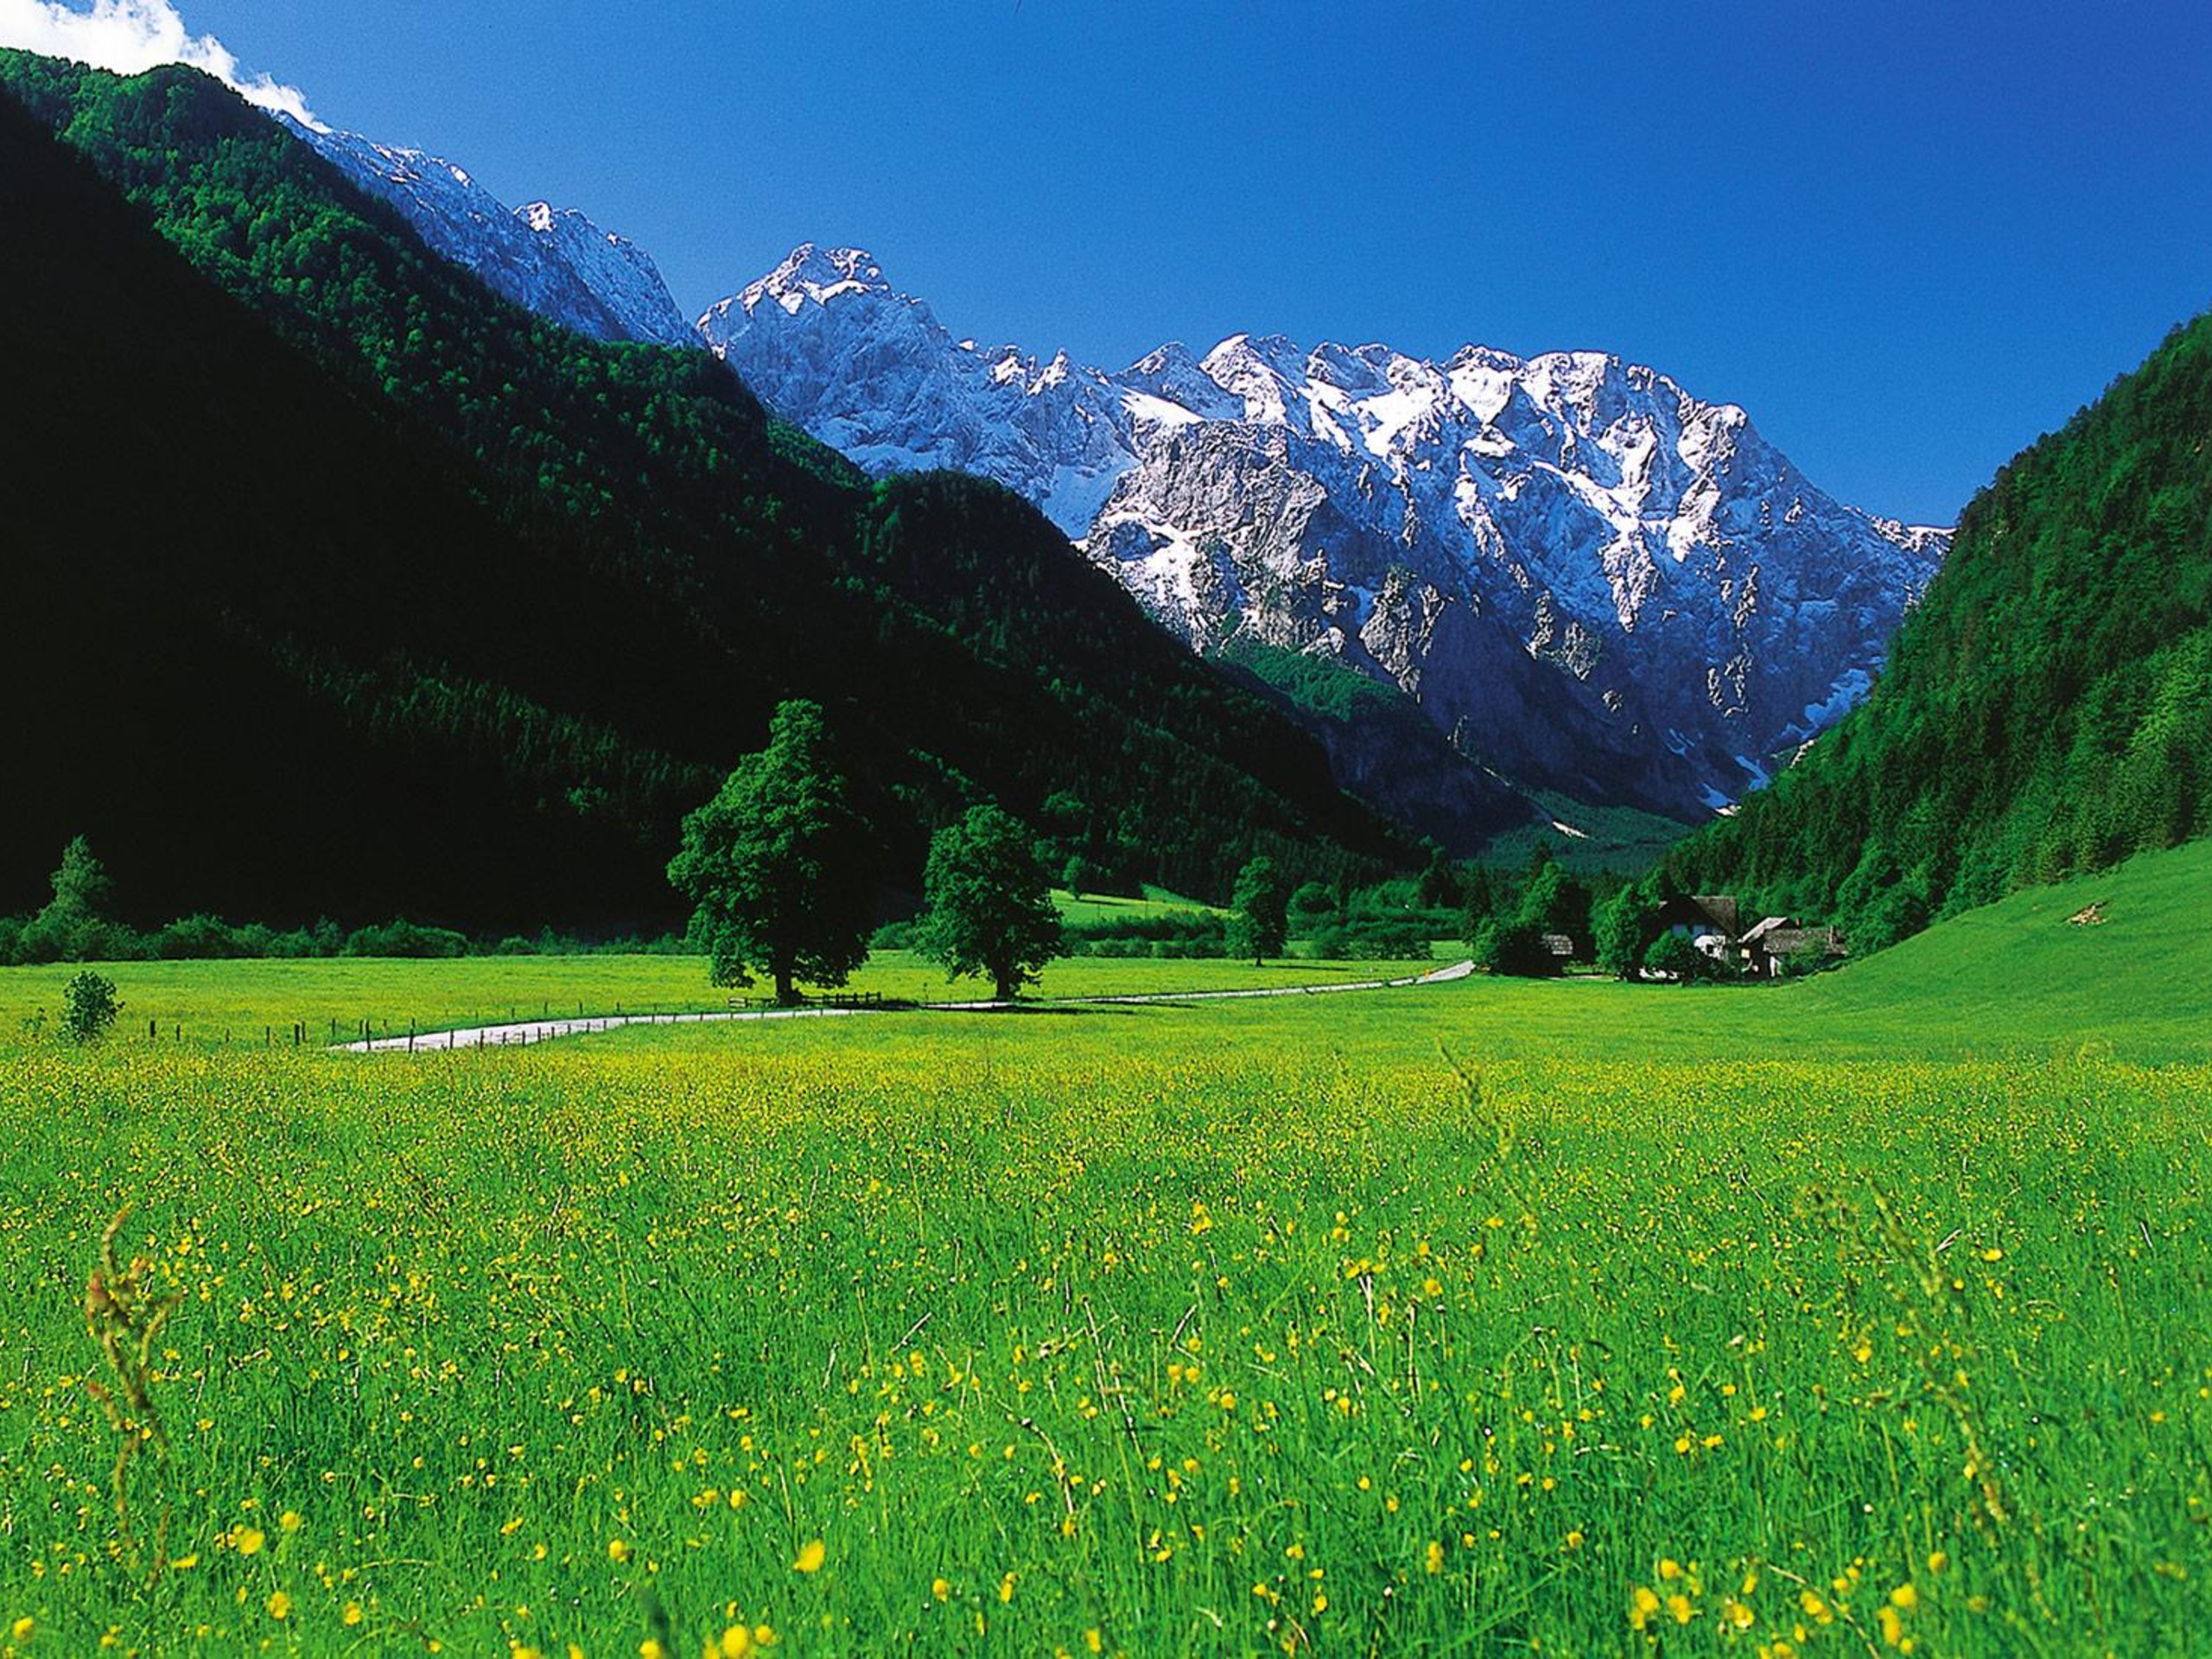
700 245 1140 531
287 119 696 348
705 248 1949 820
258 86 1947 826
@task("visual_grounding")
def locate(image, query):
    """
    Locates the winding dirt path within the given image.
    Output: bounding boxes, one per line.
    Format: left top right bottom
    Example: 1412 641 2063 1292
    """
340 961 1477 1054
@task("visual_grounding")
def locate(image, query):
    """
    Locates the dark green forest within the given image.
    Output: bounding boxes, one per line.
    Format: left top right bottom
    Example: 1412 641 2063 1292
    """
0 54 1407 931
1674 308 2212 949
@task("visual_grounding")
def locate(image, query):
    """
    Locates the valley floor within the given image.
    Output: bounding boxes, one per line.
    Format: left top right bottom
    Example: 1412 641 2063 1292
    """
0 845 2206 1655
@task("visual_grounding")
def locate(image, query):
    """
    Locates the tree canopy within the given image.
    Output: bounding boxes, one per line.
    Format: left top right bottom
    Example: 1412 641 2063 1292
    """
917 804 1065 1001
666 701 875 1001
1228 855 1290 966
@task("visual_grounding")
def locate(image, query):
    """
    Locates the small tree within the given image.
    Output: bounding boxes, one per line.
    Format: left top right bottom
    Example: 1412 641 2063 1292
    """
667 700 876 1003
1473 918 1557 977
1062 854 1096 900
1288 880 1336 932
918 804 1065 1001
1592 881 1663 978
61 970 121 1044
1643 931 1719 983
1227 855 1289 966
1459 864 1497 944
24 836 118 963
1415 846 1462 910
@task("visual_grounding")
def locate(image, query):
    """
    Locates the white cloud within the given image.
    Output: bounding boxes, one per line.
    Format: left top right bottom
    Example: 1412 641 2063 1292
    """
0 0 324 130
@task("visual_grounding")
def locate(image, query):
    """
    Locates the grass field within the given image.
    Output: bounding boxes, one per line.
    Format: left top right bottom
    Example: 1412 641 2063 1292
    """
1051 886 1226 930
0 845 2206 1655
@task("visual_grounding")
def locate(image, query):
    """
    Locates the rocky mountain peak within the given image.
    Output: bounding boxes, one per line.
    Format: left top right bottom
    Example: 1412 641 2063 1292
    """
739 243 891 315
702 250 1950 822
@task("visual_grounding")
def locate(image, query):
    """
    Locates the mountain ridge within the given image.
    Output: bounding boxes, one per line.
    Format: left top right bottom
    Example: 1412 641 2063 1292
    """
704 244 1948 820
208 106 1948 839
283 117 698 348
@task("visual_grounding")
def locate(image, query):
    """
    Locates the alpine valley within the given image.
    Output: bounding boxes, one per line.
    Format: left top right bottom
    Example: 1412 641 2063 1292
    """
283 120 1950 842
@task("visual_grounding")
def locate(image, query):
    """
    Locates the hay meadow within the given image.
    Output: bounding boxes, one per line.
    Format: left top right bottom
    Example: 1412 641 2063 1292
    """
0 848 2207 1656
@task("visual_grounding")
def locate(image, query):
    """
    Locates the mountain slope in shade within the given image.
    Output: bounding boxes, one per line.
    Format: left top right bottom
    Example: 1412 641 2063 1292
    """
707 247 1949 823
287 118 696 347
0 54 1407 926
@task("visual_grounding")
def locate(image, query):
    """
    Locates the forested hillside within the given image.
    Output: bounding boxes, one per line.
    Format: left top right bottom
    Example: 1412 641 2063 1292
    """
1675 308 2212 948
0 55 1404 929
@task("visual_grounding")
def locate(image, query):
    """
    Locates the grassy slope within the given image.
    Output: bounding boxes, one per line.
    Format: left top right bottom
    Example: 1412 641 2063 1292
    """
1781 831 2212 1058
1051 886 1224 928
0 854 2205 1656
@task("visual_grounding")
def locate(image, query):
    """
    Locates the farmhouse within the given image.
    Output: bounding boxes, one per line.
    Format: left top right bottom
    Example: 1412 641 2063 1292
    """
1656 893 1742 963
1740 915 1848 977
1656 894 1847 976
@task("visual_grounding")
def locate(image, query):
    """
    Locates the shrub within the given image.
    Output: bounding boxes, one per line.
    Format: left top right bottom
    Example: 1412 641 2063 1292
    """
61 970 122 1043
1473 918 1556 977
344 918 469 959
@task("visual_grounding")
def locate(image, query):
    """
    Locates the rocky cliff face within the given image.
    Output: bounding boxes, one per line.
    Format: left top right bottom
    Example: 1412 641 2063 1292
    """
709 250 1948 820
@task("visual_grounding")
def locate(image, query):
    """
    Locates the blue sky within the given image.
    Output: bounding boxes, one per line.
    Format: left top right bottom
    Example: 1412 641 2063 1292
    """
41 2 2212 523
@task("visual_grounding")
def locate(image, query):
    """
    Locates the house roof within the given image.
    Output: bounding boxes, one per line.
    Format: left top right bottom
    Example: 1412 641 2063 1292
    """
1759 925 1847 958
1694 894 1741 938
1660 893 1743 938
1742 915 1796 946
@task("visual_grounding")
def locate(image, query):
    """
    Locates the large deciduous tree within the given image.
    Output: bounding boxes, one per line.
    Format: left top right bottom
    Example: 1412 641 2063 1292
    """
917 804 1065 1001
1228 855 1289 967
667 700 875 1003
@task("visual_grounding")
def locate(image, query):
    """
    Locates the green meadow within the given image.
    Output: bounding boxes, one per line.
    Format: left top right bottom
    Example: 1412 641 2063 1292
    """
0 843 2206 1656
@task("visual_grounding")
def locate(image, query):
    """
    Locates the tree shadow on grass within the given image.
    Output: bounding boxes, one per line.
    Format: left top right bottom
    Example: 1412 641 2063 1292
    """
930 1003 1150 1018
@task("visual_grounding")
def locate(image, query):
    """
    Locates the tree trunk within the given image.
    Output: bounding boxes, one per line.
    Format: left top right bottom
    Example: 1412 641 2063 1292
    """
774 965 797 1006
995 970 1019 1003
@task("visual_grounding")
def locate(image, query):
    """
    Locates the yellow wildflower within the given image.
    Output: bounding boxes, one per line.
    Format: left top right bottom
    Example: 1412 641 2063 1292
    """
1629 1586 1660 1631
